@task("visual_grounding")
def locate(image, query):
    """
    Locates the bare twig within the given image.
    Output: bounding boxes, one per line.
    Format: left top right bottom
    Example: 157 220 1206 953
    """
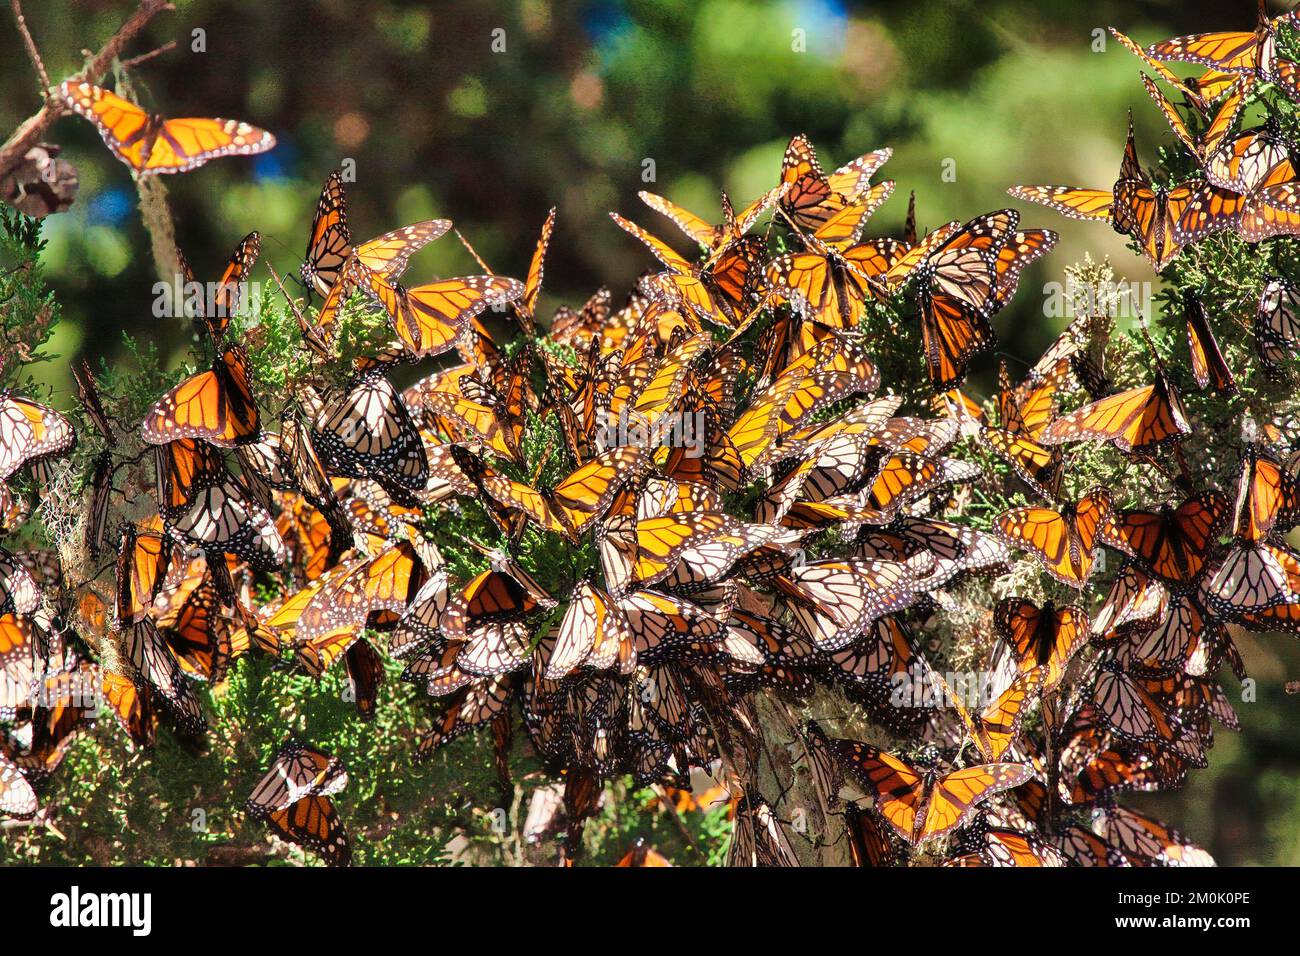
0 0 174 182
11 0 51 91
119 39 176 71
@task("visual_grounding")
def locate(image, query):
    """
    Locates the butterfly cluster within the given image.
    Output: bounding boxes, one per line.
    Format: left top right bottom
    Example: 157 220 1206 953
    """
5 4 1300 864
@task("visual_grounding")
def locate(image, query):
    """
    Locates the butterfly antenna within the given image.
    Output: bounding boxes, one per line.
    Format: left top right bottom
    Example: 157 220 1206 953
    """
1133 310 1167 376
454 229 495 275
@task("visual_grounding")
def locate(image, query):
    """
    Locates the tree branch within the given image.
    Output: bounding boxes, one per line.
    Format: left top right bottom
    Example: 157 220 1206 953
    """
119 39 176 71
11 0 50 91
0 0 174 182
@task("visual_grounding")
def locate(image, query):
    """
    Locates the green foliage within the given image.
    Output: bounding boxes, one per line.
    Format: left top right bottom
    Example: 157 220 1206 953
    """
0 208 61 390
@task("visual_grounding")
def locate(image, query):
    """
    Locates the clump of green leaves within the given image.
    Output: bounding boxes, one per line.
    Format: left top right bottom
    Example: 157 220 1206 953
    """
0 208 61 390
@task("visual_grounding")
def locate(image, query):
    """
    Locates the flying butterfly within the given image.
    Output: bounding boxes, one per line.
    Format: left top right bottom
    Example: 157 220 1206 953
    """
59 81 275 175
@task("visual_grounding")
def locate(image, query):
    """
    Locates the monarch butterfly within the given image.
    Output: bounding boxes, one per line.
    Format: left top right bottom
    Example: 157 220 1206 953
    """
1205 122 1295 194
843 803 905 867
517 206 557 322
832 740 1031 845
610 213 758 328
995 487 1112 587
58 81 275 175
649 516 798 593
764 395 903 466
153 438 286 573
358 264 524 359
0 748 38 819
618 590 725 664
101 669 157 748
152 567 240 683
778 134 892 234
1040 372 1190 454
423 382 526 465
1257 275 1300 373
181 232 261 341
615 841 672 867
1109 27 1215 114
1230 443 1300 542
299 170 452 298
1006 182 1115 223
857 516 1010 590
995 597 1089 692
114 519 173 626
0 613 35 722
947 825 1066 868
1091 560 1169 641
755 431 883 524
1111 118 1236 271
1091 660 1183 745
726 334 880 470
294 539 429 676
141 346 260 447
902 209 1045 390
774 553 934 650
1099 491 1227 585
661 381 746 493
245 741 351 867
245 740 349 814
640 183 786 253
1054 824 1132 867
416 676 513 756
121 617 206 735
6 665 96 784
0 547 40 618
440 558 557 646
1205 538 1299 613
723 608 828 697
946 667 1046 761
443 444 648 542
1099 806 1215 866
1141 72 1252 164
545 581 634 679
779 451 980 530
764 181 897 330
982 358 1071 498
1122 591 1228 678
312 372 427 502
1189 140 1300 245
1183 293 1239 394
1145 0 1298 76
728 795 801 867
549 287 613 350
0 392 76 482
1057 705 1189 806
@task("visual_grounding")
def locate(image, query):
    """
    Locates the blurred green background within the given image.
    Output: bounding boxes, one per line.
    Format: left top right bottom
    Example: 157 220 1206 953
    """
3 0 1299 864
